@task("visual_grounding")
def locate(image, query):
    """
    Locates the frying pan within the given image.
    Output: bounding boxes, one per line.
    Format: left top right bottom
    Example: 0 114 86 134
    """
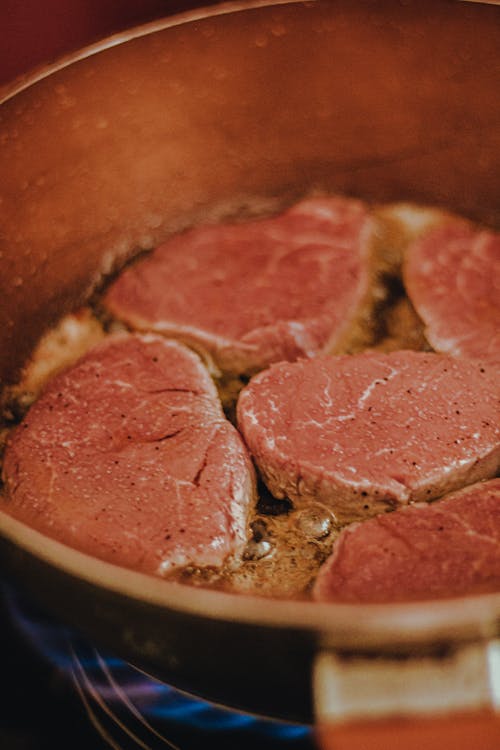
0 1 499 747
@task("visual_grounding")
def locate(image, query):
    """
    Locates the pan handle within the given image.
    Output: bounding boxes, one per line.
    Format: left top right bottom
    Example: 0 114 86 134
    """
313 638 500 750
315 711 500 750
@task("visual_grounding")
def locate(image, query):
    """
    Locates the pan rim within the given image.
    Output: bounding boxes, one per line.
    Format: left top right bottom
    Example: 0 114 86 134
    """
0 0 302 105
1 0 492 104
1 508 499 649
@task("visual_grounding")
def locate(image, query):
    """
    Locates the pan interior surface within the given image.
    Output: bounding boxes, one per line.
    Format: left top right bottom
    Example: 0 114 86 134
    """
1 0 499 382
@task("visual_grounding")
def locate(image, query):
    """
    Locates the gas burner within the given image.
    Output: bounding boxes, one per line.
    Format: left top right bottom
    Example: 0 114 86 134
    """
3 584 313 749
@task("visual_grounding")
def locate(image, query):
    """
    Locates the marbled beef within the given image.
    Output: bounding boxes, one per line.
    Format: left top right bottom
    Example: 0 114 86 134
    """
103 197 375 376
404 221 500 362
237 351 499 523
1 335 255 575
313 478 500 603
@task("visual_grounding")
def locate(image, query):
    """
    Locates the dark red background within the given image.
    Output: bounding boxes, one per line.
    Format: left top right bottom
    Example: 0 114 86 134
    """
0 1 214 86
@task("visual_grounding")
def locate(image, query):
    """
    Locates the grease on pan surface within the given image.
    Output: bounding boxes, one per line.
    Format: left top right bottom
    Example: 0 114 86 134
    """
1 197 499 600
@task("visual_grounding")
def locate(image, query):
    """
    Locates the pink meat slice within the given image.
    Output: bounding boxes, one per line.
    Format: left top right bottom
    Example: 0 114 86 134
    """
313 478 500 603
103 197 374 375
1 335 255 575
237 351 499 523
404 221 500 362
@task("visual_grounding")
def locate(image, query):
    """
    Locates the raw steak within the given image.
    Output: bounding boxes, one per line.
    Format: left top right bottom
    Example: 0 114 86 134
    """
237 351 499 523
313 478 500 603
404 221 500 362
1 334 255 575
103 197 375 376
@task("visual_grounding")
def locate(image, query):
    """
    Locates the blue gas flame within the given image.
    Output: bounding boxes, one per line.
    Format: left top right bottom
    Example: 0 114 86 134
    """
3 584 312 746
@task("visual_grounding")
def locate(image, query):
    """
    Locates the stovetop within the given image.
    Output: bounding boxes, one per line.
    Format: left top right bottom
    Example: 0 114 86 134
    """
0 583 102 750
0 578 314 750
